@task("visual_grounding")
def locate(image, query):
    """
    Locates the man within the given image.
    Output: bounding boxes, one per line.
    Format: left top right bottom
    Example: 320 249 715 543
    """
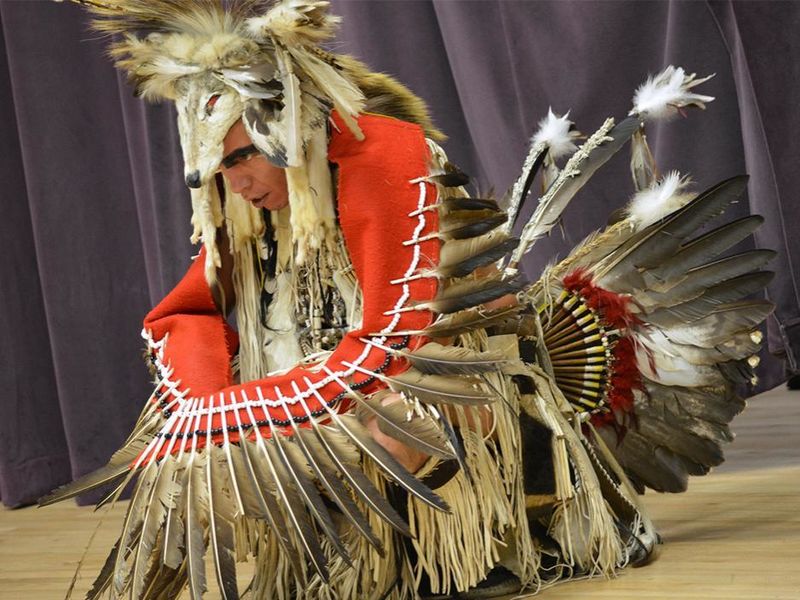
43 2 771 599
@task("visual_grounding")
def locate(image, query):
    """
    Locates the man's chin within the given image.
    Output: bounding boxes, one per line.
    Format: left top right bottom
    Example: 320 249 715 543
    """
262 198 289 211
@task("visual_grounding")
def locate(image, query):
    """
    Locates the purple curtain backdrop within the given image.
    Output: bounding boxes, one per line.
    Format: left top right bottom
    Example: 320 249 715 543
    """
1 0 797 507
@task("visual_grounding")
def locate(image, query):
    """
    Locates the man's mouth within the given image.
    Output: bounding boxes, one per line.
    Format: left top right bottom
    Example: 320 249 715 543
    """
248 192 270 208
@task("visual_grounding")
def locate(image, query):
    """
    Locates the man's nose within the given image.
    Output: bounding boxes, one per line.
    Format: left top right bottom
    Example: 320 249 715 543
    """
185 170 202 189
227 172 251 194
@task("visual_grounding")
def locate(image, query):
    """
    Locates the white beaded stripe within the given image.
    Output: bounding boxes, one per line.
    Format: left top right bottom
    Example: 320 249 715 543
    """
146 323 384 418
381 181 430 333
146 330 386 420
172 334 387 418
390 273 433 285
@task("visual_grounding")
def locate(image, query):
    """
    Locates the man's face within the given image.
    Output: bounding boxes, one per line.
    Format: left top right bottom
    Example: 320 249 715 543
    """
219 119 289 211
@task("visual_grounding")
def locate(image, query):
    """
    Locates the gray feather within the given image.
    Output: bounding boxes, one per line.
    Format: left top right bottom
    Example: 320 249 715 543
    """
333 413 449 512
440 213 508 241
162 464 187 569
243 100 288 168
663 300 773 347
436 236 518 279
272 432 351 565
237 437 304 578
442 197 501 213
646 381 745 426
646 271 774 327
185 455 209 600
645 215 764 287
399 343 507 376
639 249 775 308
437 411 472 483
112 461 158 595
651 330 762 365
427 163 470 187
354 391 454 459
226 442 269 520
395 305 523 338
207 446 239 600
38 435 152 507
132 455 180 599
218 64 281 100
386 368 496 406
303 426 412 537
505 144 548 232
281 415 383 553
717 359 756 384
510 116 641 265
423 273 525 314
262 437 329 581
597 427 689 493
86 535 123 600
597 175 749 290
635 411 725 469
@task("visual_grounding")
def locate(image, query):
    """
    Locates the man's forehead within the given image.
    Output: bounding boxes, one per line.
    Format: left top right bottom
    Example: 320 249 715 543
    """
223 119 251 150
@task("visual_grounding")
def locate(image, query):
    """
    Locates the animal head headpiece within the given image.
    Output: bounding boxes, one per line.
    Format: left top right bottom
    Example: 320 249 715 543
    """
80 0 369 273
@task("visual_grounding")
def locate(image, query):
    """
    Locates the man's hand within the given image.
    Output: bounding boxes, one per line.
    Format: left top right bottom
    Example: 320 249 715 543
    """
364 391 495 474
364 392 431 473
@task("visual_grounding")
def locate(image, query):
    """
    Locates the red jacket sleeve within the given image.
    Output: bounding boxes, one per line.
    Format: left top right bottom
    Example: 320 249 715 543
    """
140 112 440 458
142 248 238 396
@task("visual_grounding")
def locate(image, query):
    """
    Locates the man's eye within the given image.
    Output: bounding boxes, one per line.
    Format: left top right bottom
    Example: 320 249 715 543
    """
205 94 221 115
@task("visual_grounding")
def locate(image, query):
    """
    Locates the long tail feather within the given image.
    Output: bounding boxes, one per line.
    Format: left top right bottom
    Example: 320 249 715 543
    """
277 400 384 553
207 446 239 600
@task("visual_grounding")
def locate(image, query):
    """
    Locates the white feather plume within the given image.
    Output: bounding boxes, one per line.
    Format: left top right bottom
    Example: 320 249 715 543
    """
247 1 339 46
531 108 580 160
630 66 715 121
625 171 695 231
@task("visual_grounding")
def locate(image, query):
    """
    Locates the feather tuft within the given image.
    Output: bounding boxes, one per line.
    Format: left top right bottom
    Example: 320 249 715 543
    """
247 1 340 46
625 171 695 231
630 66 715 121
531 108 580 160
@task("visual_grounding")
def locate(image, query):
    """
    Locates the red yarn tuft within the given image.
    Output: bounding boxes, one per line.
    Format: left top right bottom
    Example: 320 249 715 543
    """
563 268 639 330
606 337 642 413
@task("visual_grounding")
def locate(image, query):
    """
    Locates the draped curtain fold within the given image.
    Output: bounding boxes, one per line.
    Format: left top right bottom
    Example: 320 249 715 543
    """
0 0 796 507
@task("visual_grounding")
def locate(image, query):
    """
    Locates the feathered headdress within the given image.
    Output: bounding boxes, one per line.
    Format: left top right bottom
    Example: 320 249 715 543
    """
77 0 376 276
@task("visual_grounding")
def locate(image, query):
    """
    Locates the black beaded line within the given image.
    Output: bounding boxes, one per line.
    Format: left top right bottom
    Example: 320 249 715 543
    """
155 335 411 439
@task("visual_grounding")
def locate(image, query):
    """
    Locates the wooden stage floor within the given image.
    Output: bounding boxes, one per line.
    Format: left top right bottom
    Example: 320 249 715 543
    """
1 385 798 600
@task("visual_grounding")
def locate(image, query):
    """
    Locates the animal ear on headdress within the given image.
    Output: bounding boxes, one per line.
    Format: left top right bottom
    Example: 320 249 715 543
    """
246 0 340 47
